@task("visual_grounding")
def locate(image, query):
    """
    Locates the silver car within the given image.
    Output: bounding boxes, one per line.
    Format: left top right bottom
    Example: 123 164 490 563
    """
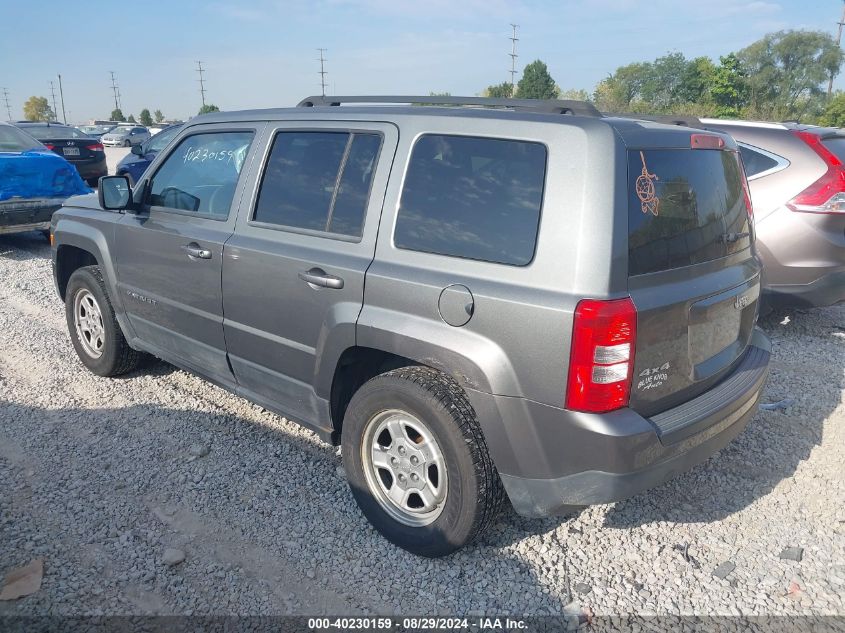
101 125 150 147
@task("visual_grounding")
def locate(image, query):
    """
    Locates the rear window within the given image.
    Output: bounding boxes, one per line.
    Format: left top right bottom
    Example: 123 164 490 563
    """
21 125 89 140
821 137 845 162
628 149 750 276
738 144 780 177
394 134 546 266
0 125 43 152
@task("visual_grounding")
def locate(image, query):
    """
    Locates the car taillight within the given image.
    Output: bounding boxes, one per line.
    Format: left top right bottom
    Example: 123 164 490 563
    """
43 144 55 150
735 153 754 221
690 133 725 150
565 297 637 413
787 131 845 214
86 143 104 152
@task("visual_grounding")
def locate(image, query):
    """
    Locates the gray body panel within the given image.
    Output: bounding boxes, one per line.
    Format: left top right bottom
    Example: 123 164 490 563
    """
51 101 770 517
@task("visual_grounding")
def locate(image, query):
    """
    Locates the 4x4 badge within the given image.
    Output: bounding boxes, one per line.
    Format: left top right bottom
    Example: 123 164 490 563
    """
636 151 660 216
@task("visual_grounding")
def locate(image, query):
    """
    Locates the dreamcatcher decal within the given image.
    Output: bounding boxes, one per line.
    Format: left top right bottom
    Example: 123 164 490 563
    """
635 151 660 216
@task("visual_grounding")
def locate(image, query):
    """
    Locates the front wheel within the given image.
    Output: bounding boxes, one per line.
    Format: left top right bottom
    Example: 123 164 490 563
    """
124 139 131 147
65 265 142 376
342 366 504 557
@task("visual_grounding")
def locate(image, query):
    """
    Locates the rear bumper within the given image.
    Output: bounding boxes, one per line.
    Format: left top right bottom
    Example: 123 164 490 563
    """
71 157 108 180
0 199 63 234
470 329 771 518
764 270 845 309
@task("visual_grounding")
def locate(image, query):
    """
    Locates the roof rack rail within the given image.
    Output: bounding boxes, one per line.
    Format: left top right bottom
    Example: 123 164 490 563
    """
297 95 603 117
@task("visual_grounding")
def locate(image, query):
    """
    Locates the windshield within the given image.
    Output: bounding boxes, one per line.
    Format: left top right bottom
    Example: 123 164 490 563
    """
0 125 44 152
81 125 114 135
109 127 133 136
22 125 91 140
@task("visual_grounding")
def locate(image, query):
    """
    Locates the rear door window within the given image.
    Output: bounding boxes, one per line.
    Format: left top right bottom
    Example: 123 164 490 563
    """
738 144 780 178
394 134 546 266
252 130 382 238
628 149 750 276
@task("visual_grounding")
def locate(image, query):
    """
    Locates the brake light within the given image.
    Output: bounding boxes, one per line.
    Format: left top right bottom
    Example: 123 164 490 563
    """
735 154 754 220
85 143 104 152
690 133 725 150
43 144 55 150
787 131 845 214
565 297 637 413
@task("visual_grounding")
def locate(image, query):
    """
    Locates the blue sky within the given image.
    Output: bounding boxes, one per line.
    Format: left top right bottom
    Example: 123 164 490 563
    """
1 0 843 123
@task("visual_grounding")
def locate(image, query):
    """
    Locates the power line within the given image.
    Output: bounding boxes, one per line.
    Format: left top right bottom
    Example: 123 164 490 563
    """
196 61 207 107
109 71 120 112
49 81 58 120
509 24 519 97
317 48 328 97
829 1 845 97
1 88 11 121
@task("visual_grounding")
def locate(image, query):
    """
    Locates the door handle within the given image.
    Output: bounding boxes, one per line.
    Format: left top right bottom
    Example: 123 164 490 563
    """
298 268 344 289
182 243 212 259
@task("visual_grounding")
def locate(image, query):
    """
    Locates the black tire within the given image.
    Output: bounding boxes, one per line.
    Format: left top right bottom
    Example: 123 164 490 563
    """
65 265 142 377
124 139 131 147
41 230 51 241
342 366 504 557
86 177 99 188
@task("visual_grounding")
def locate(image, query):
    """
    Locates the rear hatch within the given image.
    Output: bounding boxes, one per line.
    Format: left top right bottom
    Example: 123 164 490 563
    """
625 133 761 417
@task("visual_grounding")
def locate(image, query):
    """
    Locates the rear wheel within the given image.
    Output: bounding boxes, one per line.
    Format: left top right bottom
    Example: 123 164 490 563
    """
65 265 142 377
342 366 504 557
123 139 131 147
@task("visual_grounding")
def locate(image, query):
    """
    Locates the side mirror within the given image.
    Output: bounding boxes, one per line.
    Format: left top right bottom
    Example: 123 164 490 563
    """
131 144 144 156
98 175 132 211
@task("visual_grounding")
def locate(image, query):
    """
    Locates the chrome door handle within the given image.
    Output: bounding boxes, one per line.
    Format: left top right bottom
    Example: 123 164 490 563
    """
298 268 344 289
183 243 212 259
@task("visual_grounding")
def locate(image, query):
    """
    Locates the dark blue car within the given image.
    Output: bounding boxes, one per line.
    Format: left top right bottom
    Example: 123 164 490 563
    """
115 124 182 185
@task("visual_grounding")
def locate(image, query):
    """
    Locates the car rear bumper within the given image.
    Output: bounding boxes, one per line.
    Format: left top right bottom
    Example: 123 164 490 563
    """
469 328 771 518
71 157 108 180
764 270 845 308
0 199 63 234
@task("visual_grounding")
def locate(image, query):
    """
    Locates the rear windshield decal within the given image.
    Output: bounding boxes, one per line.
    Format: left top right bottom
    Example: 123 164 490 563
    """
635 151 660 216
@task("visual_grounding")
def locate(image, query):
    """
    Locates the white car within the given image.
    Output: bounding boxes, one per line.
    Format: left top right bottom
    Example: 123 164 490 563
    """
101 126 151 147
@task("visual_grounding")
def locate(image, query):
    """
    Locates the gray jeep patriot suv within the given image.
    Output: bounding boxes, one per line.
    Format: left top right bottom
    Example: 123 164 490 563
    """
52 96 771 557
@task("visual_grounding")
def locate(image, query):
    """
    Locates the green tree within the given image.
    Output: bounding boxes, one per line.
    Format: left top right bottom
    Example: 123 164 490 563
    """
153 109 164 123
558 88 589 101
738 30 844 120
710 53 747 118
592 62 652 112
819 91 845 126
127 114 137 123
484 81 513 98
110 108 125 122
678 56 716 105
516 60 557 100
23 96 53 121
139 108 153 126
198 104 220 115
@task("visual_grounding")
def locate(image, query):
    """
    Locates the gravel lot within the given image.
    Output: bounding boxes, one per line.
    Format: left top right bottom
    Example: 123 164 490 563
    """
0 230 843 620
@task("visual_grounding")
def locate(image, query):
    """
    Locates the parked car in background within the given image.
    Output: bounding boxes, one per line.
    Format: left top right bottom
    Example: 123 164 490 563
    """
101 125 151 147
0 121 90 237
52 95 770 556
700 120 845 308
14 121 107 187
115 123 182 184
80 124 119 139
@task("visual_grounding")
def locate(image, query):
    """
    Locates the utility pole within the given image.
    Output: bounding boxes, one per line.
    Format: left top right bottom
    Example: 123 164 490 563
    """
1 88 11 121
829 1 845 97
49 81 58 120
57 74 66 124
196 61 207 107
109 71 120 112
509 24 519 97
317 48 328 97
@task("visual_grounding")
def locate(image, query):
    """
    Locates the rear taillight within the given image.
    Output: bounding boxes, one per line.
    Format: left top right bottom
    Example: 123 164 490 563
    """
787 131 845 214
86 143 104 152
565 297 637 413
735 154 754 220
43 144 55 150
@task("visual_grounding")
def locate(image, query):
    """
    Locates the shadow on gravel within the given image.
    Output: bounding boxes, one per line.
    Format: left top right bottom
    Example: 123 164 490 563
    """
0 232 51 260
603 306 844 529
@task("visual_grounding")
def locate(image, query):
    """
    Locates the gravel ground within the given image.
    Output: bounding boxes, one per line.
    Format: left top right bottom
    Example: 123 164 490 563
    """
0 230 843 620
